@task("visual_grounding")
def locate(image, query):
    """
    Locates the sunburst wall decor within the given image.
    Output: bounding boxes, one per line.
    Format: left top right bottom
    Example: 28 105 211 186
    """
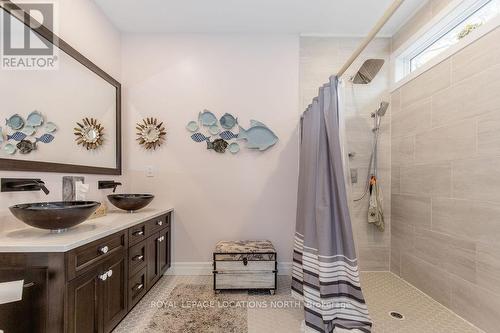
74 117 104 150
136 117 166 150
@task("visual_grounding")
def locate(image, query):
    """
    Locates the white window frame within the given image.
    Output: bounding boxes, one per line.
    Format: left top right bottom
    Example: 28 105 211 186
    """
391 0 500 91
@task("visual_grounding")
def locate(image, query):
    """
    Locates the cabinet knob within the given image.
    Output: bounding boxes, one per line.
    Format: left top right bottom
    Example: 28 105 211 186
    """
133 230 144 236
157 220 163 226
133 283 144 292
132 255 144 261
98 269 113 281
99 245 109 254
157 236 165 242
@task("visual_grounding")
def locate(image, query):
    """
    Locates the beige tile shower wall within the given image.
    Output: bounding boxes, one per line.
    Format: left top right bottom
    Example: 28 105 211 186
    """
390 26 500 333
300 37 391 271
392 0 455 51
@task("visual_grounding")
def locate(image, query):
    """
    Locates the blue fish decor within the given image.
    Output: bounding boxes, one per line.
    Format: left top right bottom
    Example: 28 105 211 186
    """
219 131 238 140
198 110 217 126
238 124 278 151
191 133 210 143
220 113 237 129
7 132 28 142
3 111 57 155
36 134 55 144
187 110 278 154
5 114 24 130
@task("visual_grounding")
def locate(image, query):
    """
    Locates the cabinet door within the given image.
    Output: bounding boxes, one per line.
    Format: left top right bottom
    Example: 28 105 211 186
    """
159 228 170 275
67 266 101 333
0 267 48 333
101 252 128 333
146 232 160 289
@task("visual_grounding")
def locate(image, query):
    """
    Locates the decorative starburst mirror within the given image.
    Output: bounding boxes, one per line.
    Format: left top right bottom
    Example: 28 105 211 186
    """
74 118 104 150
136 118 166 150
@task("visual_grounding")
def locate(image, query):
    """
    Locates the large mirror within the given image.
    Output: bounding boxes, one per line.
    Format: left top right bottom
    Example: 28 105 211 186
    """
0 1 121 175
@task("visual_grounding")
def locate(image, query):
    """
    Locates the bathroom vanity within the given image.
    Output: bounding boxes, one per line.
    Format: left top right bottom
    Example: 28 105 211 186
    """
0 208 173 333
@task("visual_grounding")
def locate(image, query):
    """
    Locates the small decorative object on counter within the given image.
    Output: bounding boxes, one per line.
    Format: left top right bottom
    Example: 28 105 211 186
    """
89 201 108 219
136 117 166 150
74 117 104 150
213 240 277 294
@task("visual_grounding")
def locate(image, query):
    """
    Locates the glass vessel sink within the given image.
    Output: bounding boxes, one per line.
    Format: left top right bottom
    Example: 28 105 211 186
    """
107 194 154 212
9 201 101 232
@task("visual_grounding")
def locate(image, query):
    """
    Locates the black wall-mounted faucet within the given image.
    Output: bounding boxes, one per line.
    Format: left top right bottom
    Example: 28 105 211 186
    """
98 180 122 193
1 178 50 195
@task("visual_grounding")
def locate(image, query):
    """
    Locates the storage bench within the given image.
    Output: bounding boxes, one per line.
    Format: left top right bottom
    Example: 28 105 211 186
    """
213 240 277 294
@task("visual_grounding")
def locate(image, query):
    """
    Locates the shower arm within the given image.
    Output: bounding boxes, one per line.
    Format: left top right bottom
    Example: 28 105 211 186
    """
337 0 405 78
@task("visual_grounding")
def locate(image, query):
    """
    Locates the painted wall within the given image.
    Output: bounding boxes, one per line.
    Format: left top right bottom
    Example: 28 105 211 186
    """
390 16 500 333
121 34 300 266
0 0 124 211
300 37 392 271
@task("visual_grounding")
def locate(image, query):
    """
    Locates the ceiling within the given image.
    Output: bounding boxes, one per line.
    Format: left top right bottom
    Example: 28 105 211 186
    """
93 0 425 36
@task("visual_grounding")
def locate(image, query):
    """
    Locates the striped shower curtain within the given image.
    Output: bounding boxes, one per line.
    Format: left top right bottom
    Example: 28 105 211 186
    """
292 76 372 333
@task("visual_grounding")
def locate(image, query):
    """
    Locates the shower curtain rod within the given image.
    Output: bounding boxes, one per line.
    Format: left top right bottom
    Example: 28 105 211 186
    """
337 0 405 77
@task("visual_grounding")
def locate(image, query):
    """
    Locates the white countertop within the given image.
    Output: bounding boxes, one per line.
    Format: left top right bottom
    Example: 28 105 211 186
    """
0 207 174 253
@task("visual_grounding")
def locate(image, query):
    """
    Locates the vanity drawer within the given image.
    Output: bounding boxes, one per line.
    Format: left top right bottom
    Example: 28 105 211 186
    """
129 241 147 276
146 213 170 235
67 230 128 280
129 223 147 246
128 267 147 311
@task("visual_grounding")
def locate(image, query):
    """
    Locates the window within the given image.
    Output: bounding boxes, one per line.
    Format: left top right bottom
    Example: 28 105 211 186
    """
395 0 500 82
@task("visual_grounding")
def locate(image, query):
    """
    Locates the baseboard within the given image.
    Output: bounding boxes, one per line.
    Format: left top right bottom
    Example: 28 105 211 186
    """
166 261 293 276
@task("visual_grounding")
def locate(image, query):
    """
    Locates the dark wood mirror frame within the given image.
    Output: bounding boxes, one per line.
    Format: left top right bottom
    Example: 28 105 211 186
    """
0 0 122 175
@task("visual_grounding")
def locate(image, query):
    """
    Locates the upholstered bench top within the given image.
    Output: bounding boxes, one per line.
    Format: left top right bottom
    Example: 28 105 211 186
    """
215 240 276 253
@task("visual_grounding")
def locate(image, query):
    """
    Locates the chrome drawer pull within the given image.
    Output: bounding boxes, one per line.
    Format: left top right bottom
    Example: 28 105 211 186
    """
156 220 163 226
99 245 109 254
133 230 144 236
23 282 35 288
133 283 144 292
132 255 144 261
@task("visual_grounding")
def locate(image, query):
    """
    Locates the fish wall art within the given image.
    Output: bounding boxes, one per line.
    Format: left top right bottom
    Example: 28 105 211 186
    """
2 110 57 156
186 110 278 154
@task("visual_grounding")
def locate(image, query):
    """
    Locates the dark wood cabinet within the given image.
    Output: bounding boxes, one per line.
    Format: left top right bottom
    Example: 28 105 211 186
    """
159 227 170 274
146 232 161 289
66 265 101 333
0 211 172 333
101 252 128 333
0 267 49 333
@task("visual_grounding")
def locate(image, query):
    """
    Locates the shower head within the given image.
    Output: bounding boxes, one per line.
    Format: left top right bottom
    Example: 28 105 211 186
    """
352 59 385 84
377 101 389 117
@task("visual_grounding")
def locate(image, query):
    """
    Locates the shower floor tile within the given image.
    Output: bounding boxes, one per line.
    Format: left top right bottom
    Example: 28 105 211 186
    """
112 272 483 333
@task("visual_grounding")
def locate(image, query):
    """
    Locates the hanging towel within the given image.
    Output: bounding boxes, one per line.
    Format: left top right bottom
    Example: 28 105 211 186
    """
368 176 384 231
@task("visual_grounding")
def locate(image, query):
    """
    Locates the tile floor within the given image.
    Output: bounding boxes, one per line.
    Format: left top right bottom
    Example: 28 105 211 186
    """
113 272 483 333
